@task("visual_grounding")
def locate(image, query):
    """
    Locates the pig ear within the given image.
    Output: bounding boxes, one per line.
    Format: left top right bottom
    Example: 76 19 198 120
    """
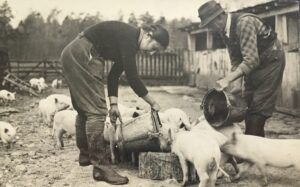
4 128 9 133
13 92 16 95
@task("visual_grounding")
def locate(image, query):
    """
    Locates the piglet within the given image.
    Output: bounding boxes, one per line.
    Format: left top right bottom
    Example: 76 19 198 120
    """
0 121 16 149
221 133 300 186
168 128 227 187
51 79 62 89
160 108 191 130
52 110 77 148
38 97 70 126
0 90 16 106
103 117 118 164
46 94 73 110
191 115 240 177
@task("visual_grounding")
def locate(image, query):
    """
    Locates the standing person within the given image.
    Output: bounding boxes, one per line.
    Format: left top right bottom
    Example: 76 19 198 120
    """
60 21 169 185
197 1 285 137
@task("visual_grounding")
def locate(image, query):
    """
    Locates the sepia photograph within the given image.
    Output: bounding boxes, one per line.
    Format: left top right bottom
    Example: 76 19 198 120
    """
0 0 299 186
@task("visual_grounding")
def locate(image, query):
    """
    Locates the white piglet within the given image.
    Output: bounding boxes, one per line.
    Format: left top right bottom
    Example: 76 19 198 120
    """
30 78 46 93
103 117 118 164
169 128 226 187
38 97 70 126
221 133 300 186
191 115 240 176
0 90 16 105
0 121 16 148
51 79 62 89
47 94 73 110
52 110 77 148
160 108 191 130
29 78 40 88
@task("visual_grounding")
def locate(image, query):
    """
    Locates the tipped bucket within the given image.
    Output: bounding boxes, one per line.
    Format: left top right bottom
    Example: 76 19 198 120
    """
201 89 247 128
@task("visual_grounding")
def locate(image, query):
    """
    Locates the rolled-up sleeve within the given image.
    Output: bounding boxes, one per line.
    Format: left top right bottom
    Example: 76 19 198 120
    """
236 17 260 75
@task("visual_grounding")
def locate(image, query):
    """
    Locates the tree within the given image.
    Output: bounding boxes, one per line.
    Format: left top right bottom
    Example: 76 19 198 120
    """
139 11 154 27
155 16 167 26
167 17 192 50
0 0 14 48
128 12 138 27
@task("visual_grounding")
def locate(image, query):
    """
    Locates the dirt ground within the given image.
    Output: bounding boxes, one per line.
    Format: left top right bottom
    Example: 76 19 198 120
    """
1 86 300 187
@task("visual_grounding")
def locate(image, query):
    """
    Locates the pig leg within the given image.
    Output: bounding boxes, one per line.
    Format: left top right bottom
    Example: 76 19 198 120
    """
207 167 218 187
177 153 189 186
195 168 209 187
109 138 116 164
255 163 268 186
218 153 229 178
228 156 239 174
46 114 52 127
233 162 253 181
55 129 66 149
189 163 198 183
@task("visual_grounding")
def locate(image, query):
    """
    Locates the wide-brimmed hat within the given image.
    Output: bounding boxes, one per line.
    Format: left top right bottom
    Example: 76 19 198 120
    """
198 0 224 28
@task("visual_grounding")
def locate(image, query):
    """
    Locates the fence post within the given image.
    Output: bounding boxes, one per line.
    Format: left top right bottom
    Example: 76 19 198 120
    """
17 61 19 78
43 60 47 79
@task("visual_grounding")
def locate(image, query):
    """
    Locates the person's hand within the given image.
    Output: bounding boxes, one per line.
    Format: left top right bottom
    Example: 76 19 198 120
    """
151 102 161 111
216 77 230 91
109 105 123 124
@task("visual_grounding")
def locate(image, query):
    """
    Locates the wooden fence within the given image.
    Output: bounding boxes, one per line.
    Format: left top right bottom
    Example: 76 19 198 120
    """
8 51 187 84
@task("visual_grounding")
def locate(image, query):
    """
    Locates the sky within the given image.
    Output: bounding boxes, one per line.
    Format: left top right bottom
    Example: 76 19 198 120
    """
4 0 271 28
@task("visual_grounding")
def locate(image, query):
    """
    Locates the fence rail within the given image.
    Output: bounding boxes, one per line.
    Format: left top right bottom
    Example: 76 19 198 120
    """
8 50 187 84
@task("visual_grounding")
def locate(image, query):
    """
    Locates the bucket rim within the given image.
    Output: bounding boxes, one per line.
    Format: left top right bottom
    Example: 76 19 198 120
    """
201 88 231 127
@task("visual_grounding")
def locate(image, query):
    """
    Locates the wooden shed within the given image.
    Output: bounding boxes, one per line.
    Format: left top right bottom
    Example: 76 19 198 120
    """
180 0 300 114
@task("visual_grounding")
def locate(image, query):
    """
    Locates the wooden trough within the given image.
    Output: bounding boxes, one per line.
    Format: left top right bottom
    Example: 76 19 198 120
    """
138 152 198 183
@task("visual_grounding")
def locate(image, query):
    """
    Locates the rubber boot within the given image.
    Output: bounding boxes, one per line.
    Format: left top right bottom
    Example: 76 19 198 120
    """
245 114 267 137
75 113 91 166
93 165 129 185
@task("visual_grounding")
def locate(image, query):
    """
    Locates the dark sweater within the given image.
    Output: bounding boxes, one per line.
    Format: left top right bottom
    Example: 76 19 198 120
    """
83 21 148 97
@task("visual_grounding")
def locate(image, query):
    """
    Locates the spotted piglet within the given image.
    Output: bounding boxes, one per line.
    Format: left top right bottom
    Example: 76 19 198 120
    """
0 90 16 106
0 121 16 149
168 128 227 187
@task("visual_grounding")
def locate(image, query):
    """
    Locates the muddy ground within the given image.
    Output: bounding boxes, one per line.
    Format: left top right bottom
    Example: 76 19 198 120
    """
1 86 300 187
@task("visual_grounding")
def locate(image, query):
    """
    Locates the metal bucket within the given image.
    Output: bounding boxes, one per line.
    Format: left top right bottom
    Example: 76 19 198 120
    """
201 88 248 128
116 112 162 153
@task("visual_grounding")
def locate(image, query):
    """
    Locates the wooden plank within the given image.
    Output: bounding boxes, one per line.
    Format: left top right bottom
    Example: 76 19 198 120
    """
162 54 165 78
20 61 43 79
149 55 153 77
140 53 144 76
158 54 161 77
276 106 300 117
145 54 149 77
